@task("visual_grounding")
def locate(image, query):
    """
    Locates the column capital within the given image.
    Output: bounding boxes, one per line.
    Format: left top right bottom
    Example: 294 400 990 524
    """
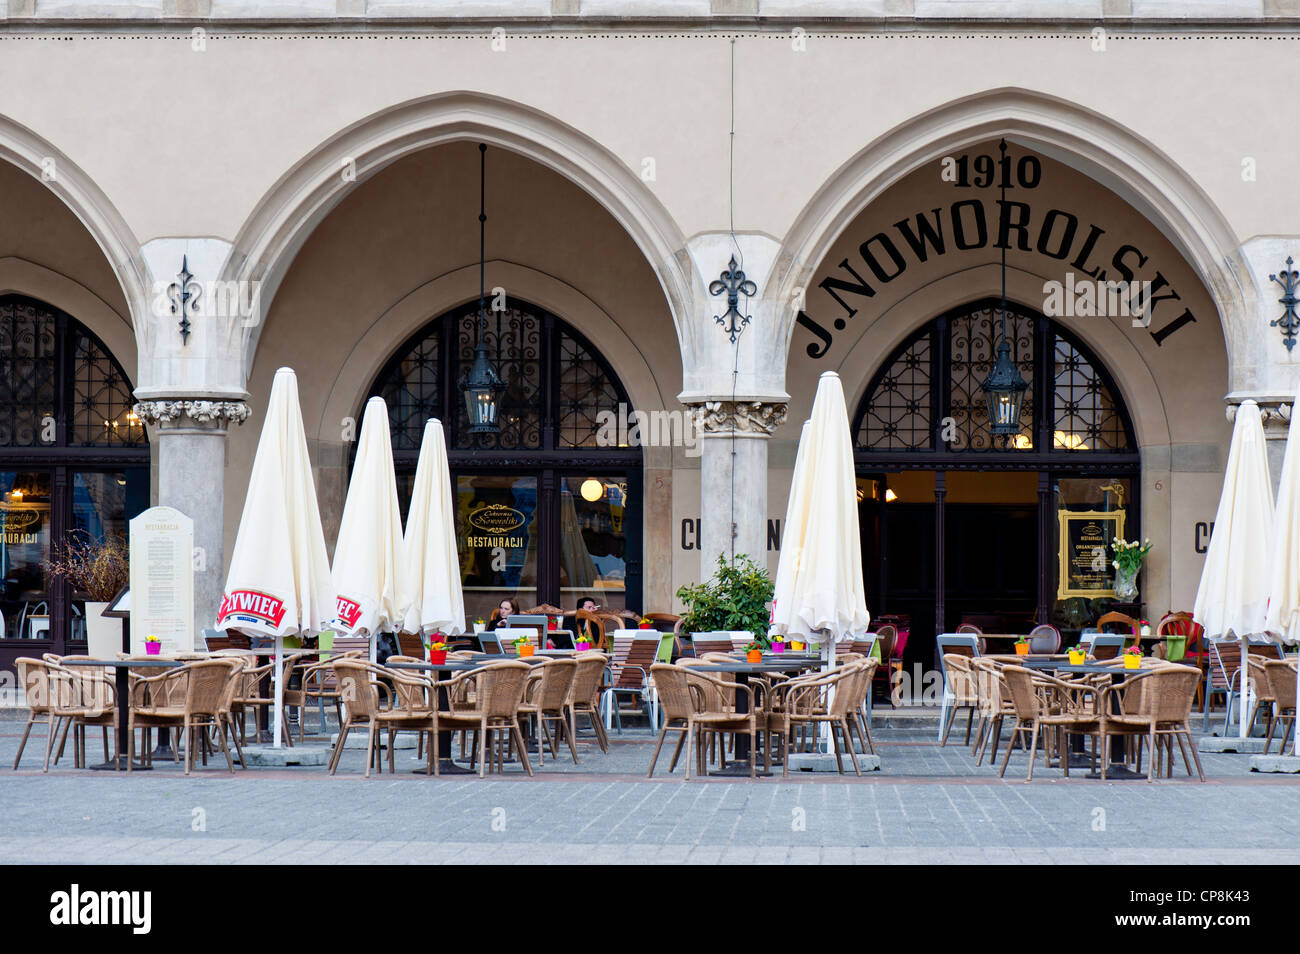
134 399 251 428
1225 394 1292 438
686 399 788 437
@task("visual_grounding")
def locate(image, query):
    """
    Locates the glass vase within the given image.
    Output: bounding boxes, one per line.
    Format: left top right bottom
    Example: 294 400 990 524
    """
1114 564 1139 601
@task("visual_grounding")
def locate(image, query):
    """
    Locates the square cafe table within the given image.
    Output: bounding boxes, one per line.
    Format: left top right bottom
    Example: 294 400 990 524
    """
387 659 491 774
61 657 183 770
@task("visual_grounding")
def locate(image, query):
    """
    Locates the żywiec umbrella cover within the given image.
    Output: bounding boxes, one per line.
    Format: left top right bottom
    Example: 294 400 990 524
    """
332 396 406 638
771 371 870 662
217 367 334 638
1193 399 1275 736
400 419 465 637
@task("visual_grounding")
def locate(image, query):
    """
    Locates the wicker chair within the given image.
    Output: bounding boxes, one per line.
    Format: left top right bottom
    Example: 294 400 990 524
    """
564 651 610 753
1027 623 1062 654
682 667 759 778
1263 660 1297 755
518 657 579 765
12 658 57 771
53 663 117 770
1092 666 1204 782
464 661 534 777
1246 656 1279 740
939 654 980 746
574 610 608 652
778 663 872 777
128 659 243 775
328 658 387 777
645 663 698 777
374 664 440 776
997 665 1102 781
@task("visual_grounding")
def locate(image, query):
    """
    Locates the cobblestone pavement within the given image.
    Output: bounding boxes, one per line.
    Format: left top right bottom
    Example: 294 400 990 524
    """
3 709 1298 864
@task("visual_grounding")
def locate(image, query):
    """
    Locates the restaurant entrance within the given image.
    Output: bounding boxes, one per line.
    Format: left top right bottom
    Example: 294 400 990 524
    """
853 299 1140 678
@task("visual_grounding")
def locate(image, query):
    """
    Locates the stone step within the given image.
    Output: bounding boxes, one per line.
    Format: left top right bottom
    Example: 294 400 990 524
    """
1249 755 1300 773
237 744 331 767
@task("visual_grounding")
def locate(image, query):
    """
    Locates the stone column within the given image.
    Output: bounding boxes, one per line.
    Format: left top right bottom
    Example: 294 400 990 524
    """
135 399 250 646
686 399 787 579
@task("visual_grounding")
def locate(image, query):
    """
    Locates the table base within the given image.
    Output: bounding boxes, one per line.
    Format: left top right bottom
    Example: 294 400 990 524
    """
88 756 151 771
412 759 477 776
708 761 772 778
1084 765 1148 780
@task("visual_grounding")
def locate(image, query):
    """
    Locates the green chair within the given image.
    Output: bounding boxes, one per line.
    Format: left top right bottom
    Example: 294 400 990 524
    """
655 632 675 663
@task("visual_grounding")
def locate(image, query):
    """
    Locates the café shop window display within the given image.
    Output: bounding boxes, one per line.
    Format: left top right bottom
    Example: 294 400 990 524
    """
0 295 149 649
370 300 641 619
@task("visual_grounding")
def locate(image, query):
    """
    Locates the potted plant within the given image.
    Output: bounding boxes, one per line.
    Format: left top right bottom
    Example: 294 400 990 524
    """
473 618 487 635
1014 636 1031 656
1067 644 1086 665
428 639 449 665
575 637 592 652
513 633 535 657
1139 618 1151 637
744 641 763 664
1123 645 1143 669
676 553 775 648
44 530 130 651
1110 537 1153 602
144 634 162 656
771 636 786 654
790 639 805 651
638 616 654 630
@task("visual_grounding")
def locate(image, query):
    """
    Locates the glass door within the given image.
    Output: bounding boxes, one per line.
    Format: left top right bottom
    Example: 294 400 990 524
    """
455 473 540 621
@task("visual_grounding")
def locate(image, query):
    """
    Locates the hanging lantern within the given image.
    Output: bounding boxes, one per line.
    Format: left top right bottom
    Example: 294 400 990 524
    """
982 336 1028 440
464 327 504 434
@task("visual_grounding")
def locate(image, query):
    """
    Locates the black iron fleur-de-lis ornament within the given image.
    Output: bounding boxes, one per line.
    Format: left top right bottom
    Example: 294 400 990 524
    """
168 255 201 345
709 255 757 344
1271 256 1300 352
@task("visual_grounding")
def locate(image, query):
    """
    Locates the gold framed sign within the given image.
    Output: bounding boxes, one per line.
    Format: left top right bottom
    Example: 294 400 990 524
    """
1057 509 1126 599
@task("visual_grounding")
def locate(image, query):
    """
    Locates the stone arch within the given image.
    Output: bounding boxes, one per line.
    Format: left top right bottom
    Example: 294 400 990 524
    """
225 91 694 379
313 261 669 445
772 87 1248 374
0 116 149 326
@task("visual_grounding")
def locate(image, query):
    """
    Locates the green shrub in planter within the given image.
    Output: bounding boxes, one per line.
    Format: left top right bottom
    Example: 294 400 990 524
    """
675 553 774 646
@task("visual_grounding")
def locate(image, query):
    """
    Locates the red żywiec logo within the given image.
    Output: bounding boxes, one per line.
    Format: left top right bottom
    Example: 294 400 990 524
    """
218 590 286 628
336 597 362 629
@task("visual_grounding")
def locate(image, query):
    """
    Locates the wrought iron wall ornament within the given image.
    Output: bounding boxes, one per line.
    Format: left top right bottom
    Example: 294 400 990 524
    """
1270 256 1300 352
167 255 201 346
709 255 757 344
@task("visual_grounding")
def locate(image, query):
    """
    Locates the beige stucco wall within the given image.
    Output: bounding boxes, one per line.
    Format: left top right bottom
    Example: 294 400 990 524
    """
0 19 1294 626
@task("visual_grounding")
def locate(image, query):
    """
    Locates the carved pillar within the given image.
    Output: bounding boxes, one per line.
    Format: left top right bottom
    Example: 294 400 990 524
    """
685 399 788 580
134 399 250 646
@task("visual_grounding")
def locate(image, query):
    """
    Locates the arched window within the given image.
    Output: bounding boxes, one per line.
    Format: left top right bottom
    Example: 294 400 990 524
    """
854 299 1135 460
0 295 149 659
367 299 641 616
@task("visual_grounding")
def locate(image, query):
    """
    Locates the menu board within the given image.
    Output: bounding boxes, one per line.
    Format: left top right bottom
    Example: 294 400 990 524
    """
1057 509 1125 599
128 507 194 653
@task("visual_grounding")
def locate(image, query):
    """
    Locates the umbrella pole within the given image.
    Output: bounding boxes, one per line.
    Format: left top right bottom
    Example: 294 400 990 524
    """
273 637 284 750
821 629 835 753
1239 634 1250 740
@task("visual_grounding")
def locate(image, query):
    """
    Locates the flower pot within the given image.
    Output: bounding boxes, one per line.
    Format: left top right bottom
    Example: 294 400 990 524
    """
84 601 123 657
638 623 653 630
772 641 786 654
547 619 558 631
145 642 161 656
575 641 592 652
1068 651 1086 665
429 649 447 665
1124 654 1141 670
791 641 805 652
473 623 486 635
1014 643 1030 656
745 650 762 664
519 644 535 657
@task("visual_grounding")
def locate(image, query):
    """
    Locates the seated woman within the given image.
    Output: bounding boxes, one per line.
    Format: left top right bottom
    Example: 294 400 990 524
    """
488 597 521 630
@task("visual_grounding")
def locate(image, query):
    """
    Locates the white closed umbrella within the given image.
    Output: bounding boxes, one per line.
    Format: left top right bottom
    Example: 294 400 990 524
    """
1193 400 1275 738
400 419 465 638
1263 386 1300 755
217 367 334 747
332 396 406 652
771 371 871 665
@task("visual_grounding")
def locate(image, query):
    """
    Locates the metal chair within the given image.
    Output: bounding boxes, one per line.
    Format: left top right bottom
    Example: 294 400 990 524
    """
935 634 980 741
